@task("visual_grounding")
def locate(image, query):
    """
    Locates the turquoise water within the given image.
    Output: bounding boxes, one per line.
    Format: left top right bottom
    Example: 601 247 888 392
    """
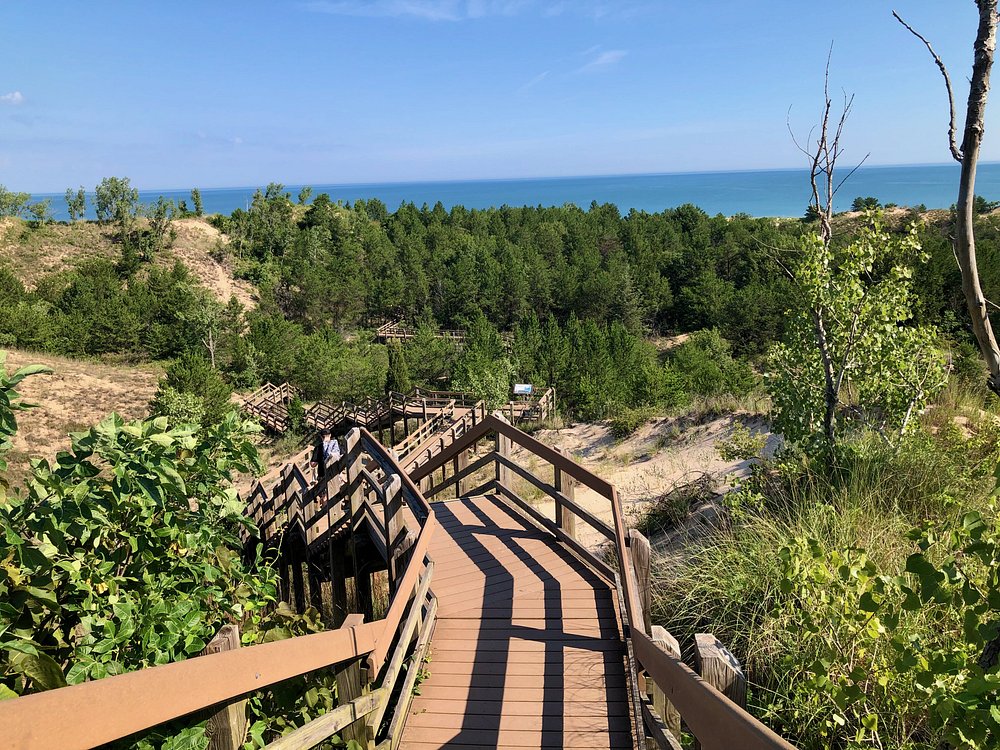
38 163 1000 221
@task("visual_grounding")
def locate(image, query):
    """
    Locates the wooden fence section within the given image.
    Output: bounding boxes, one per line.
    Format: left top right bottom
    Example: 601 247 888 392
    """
375 320 467 345
305 396 392 434
501 385 556 424
408 415 797 750
242 382 298 432
0 428 438 750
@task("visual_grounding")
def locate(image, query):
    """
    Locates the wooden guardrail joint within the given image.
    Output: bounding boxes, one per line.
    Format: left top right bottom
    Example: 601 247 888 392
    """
202 625 247 750
645 625 682 745
336 615 376 749
629 529 653 635
693 633 747 750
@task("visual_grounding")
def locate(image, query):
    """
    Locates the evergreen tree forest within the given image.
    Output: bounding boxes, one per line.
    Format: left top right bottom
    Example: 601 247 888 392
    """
3 181 989 424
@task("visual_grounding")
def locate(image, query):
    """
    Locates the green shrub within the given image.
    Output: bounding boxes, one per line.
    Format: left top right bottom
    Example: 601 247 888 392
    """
153 353 233 426
672 329 756 398
0 412 274 696
609 406 654 439
148 385 206 427
650 422 1000 750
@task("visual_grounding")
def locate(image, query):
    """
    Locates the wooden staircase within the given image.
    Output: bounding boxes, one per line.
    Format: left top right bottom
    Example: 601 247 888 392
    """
1 412 798 750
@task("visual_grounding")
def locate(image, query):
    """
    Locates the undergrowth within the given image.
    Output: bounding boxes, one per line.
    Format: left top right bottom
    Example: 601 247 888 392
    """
647 385 1000 749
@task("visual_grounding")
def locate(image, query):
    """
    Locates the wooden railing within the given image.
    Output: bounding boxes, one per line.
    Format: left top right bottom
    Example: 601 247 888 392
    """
375 320 467 344
501 385 556 424
242 382 298 432
396 400 487 475
409 415 796 750
305 396 392 433
0 429 438 750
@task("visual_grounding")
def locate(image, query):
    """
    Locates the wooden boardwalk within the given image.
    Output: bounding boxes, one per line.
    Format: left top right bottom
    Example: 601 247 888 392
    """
401 494 634 750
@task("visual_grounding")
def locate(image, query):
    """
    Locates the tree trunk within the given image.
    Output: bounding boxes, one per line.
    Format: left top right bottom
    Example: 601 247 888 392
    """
957 1 1000 395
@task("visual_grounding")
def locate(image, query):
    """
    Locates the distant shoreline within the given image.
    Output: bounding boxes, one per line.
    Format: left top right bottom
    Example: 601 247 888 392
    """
28 162 1000 222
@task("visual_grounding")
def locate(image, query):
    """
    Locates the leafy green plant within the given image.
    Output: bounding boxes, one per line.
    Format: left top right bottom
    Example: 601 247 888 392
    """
772 503 1000 750
767 213 946 449
0 352 51 490
0 411 275 697
152 353 233 426
609 407 654 439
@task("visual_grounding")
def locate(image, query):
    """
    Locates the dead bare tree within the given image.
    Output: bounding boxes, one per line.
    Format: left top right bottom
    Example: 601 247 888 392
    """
895 2 1000 395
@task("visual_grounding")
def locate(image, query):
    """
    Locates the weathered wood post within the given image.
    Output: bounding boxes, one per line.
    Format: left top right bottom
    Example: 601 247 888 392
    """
383 474 404 592
202 625 247 750
454 447 469 498
629 529 653 635
329 539 349 626
335 615 375 749
343 428 364 518
553 447 577 539
693 633 747 750
646 625 682 744
496 431 511 491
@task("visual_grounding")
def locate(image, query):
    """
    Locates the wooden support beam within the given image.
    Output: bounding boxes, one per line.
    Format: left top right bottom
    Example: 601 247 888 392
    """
454 447 469 498
496 432 511 490
202 625 247 750
554 446 577 540
330 541 349 626
646 625 682 745
335 616 375 749
629 529 652 635
356 569 375 624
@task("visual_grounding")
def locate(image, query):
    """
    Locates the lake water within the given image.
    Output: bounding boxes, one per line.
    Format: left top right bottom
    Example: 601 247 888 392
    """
37 163 1000 221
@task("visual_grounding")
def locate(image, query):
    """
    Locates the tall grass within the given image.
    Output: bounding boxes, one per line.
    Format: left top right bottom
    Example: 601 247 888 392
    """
647 388 1000 748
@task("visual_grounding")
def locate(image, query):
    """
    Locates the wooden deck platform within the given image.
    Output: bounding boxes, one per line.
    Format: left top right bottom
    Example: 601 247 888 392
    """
401 495 634 749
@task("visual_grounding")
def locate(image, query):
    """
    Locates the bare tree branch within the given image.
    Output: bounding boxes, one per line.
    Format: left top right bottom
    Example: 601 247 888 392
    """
893 9 964 162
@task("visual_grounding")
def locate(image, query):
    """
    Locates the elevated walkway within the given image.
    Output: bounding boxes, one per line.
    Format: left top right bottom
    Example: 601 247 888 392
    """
2 413 798 750
403 494 632 749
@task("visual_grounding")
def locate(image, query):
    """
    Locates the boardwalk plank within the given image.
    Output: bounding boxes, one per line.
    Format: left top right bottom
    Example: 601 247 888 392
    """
400 494 633 749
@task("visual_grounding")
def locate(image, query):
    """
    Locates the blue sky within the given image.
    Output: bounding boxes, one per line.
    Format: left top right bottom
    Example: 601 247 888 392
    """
0 1 993 192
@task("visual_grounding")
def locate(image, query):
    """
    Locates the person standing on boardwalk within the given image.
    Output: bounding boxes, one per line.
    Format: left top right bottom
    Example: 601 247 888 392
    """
314 429 341 477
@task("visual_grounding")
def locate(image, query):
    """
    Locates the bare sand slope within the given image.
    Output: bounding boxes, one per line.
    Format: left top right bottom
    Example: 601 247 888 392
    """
517 414 780 550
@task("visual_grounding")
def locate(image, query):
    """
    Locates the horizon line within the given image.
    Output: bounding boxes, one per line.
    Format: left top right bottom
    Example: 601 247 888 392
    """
27 159 994 197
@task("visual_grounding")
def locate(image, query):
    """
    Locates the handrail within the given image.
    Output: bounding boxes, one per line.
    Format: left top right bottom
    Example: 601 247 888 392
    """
0 620 381 750
392 400 456 458
633 630 796 750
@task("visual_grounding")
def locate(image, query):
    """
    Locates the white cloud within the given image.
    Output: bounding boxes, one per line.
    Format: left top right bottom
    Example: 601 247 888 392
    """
300 0 527 21
577 49 626 73
516 70 549 93
0 91 25 105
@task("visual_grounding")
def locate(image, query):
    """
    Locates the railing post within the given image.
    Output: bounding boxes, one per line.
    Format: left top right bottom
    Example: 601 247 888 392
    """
553 447 577 540
645 625 682 744
202 625 247 750
344 429 364 517
496 431 511 491
335 616 375 749
329 539 349 626
454 447 469 498
629 529 653 635
383 475 404 592
693 633 747 750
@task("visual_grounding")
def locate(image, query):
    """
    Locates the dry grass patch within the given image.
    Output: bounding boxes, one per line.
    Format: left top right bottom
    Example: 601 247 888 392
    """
0 217 254 307
3 349 162 487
